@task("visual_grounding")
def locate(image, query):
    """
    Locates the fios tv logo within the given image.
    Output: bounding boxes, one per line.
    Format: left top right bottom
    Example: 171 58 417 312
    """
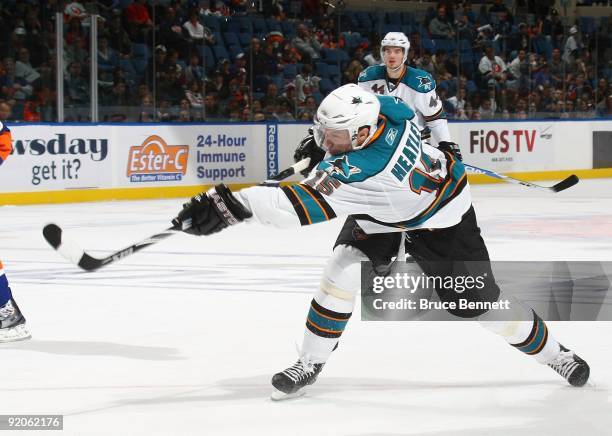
469 129 536 154
127 135 188 182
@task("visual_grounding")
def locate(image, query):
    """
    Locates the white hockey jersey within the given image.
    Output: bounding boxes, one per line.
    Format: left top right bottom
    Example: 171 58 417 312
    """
236 96 470 234
357 65 451 146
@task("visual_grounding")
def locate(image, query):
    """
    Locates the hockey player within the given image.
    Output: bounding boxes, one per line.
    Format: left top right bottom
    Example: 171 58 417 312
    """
0 122 30 342
357 32 462 159
172 84 589 399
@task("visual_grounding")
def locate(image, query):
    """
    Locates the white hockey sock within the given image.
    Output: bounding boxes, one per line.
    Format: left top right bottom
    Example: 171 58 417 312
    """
301 245 363 364
479 297 560 364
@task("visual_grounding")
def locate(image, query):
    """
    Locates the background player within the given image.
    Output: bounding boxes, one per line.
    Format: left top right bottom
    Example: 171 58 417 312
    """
358 32 462 159
172 84 589 400
0 122 30 342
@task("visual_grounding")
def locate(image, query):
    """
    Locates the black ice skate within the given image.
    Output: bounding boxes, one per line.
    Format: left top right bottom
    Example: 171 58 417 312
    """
0 298 31 343
271 357 324 401
548 345 590 387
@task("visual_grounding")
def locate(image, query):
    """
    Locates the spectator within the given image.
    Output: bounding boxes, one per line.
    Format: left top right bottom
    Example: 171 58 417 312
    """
184 54 205 84
204 93 221 119
456 12 477 41
478 46 507 88
158 99 173 121
364 44 381 67
102 80 134 108
273 98 295 121
342 60 363 84
97 37 118 77
489 0 511 15
177 109 191 122
432 49 452 82
298 110 313 121
157 6 186 53
596 78 609 105
543 8 565 49
429 5 455 40
563 26 582 64
548 48 566 87
1 57 31 101
125 0 153 27
185 80 204 108
416 50 435 75
64 2 88 21
64 61 88 105
183 11 214 45
15 48 40 87
295 64 321 102
596 95 612 117
138 93 154 121
125 0 153 43
510 22 532 53
231 53 248 77
282 83 298 114
260 83 279 108
105 15 133 58
447 87 467 114
156 63 185 103
0 101 13 121
292 23 321 62
507 49 527 89
532 58 551 89
568 73 592 102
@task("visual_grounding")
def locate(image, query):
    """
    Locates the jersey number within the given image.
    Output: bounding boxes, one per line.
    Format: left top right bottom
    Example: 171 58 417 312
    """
371 84 385 95
409 155 443 195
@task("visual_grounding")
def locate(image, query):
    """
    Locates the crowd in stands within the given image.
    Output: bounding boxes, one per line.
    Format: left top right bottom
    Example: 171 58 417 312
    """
0 0 611 123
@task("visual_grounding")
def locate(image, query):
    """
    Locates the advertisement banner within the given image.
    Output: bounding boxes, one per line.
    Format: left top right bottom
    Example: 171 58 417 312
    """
114 124 267 188
451 122 556 172
0 125 112 192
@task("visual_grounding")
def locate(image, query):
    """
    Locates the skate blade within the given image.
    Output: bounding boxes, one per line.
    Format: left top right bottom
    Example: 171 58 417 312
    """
0 324 32 343
270 388 307 401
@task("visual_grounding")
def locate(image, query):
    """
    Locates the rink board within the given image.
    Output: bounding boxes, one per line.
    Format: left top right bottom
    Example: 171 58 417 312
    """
1 120 611 205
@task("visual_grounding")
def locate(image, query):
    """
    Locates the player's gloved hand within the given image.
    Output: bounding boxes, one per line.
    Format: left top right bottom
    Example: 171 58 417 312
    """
437 141 463 162
172 184 252 236
294 128 325 177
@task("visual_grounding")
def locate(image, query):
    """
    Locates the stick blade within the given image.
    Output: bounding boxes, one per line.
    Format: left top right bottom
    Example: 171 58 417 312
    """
43 223 86 268
42 223 62 249
552 175 579 192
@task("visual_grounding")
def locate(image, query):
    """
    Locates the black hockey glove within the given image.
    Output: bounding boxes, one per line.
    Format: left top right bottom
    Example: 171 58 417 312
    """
437 141 463 162
294 129 325 177
172 184 252 236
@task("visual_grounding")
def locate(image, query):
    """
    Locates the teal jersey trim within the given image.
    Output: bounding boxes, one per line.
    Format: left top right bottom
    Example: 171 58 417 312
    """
290 185 329 224
357 65 386 83
402 67 436 93
377 95 416 124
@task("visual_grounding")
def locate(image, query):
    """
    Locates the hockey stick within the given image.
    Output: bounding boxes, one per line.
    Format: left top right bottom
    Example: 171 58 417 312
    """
43 158 311 271
464 163 579 193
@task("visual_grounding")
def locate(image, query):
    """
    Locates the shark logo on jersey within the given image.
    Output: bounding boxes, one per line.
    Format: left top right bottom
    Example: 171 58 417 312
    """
352 96 363 105
324 155 361 179
417 76 433 91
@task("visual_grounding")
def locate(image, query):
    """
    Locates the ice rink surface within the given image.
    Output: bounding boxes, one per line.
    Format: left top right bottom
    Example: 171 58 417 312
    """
1 179 611 436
